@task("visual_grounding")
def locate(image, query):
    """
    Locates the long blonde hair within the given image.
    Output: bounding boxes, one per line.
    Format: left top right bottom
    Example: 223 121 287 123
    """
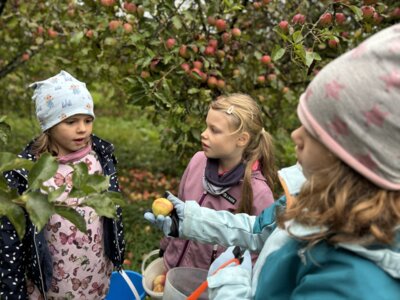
210 93 276 214
278 160 400 246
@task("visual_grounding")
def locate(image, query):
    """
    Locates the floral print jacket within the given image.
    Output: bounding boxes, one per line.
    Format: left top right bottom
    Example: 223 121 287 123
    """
0 135 125 299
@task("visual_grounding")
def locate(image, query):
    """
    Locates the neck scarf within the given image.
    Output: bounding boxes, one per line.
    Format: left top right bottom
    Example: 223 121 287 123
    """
203 158 245 195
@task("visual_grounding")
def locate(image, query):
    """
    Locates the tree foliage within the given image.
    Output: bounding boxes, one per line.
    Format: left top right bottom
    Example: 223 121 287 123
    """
0 0 398 168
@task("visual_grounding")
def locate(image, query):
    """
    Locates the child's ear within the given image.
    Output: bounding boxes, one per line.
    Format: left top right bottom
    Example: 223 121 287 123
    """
237 131 250 147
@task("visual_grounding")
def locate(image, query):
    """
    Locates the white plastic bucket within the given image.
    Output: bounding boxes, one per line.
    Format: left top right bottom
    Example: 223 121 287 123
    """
141 249 166 300
163 267 209 300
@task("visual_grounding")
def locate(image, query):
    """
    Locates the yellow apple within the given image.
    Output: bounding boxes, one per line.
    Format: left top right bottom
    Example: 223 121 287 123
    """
153 283 164 292
152 198 173 216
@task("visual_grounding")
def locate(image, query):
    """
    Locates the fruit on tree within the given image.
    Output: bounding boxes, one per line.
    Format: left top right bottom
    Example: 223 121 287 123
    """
166 38 176 50
204 46 215 56
335 13 346 25
36 26 44 36
319 13 332 26
361 6 375 19
193 61 203 70
231 28 241 38
208 39 218 49
21 53 30 61
328 38 339 48
109 20 122 31
260 55 271 65
215 19 227 32
47 28 58 38
179 45 189 58
123 23 133 33
152 198 174 216
217 79 225 89
85 29 94 38
278 20 289 32
257 75 265 84
207 16 216 26
292 13 306 25
123 2 137 13
207 76 217 88
140 70 150 79
180 63 190 73
101 0 115 7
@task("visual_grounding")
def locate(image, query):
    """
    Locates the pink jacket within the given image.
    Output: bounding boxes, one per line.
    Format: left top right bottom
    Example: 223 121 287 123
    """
160 151 274 270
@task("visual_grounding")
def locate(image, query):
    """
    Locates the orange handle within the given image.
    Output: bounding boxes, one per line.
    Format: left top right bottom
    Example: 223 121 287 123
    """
187 258 241 300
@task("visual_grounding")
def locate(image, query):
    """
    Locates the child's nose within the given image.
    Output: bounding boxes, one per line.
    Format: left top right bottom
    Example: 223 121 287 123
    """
290 127 301 144
201 129 207 139
77 121 87 132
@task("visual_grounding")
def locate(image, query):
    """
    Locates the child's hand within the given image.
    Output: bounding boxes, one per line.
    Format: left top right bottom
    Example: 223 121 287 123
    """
208 246 252 276
143 191 185 237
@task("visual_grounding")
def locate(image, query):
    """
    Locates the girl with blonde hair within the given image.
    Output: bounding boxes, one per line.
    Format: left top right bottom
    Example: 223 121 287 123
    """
147 93 276 271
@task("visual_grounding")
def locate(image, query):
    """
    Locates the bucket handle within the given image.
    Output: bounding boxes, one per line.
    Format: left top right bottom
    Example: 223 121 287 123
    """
141 249 161 275
119 269 141 300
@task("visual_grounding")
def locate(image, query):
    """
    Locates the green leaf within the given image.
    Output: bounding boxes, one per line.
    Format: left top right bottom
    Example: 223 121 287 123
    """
85 174 109 193
71 31 84 44
188 88 200 94
55 206 86 233
48 185 67 203
25 191 55 231
0 190 26 240
0 119 11 145
83 194 116 219
305 51 314 67
72 162 89 189
292 31 303 44
349 5 363 21
172 16 182 30
67 187 86 199
27 153 58 190
0 152 34 173
271 46 286 61
104 191 126 207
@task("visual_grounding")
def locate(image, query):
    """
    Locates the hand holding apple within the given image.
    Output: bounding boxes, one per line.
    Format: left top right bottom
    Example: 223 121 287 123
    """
152 197 174 216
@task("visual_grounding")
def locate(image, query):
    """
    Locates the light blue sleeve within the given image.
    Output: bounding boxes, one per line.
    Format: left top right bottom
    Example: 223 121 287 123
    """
207 266 252 300
181 201 267 252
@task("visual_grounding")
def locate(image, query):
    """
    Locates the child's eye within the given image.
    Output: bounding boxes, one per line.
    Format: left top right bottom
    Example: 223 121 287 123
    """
85 119 94 124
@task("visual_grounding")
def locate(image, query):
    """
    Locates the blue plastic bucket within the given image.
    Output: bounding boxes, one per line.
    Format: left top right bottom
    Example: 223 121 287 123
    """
106 270 146 300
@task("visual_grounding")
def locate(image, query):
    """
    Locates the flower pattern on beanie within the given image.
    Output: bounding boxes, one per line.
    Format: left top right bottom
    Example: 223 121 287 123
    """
29 70 95 131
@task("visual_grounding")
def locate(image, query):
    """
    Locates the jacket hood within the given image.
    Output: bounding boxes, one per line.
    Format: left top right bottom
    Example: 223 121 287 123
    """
288 221 400 279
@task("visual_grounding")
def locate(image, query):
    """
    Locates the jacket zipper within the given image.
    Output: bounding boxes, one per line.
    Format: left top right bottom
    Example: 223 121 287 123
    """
33 227 48 300
175 193 207 267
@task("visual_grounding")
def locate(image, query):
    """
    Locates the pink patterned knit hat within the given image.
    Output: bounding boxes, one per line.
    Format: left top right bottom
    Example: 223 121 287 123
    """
297 24 400 190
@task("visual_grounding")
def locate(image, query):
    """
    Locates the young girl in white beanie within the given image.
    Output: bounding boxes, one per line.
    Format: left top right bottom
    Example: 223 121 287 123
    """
146 24 400 299
0 71 125 299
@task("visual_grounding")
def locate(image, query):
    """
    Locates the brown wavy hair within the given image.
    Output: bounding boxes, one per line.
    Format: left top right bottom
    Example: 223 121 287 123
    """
30 132 55 158
210 93 277 214
277 159 400 246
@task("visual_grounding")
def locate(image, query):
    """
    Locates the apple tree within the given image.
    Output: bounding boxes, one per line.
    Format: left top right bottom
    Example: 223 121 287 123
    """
0 0 399 169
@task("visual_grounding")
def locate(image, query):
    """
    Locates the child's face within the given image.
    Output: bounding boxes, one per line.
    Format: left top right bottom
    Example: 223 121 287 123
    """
201 108 246 168
291 125 336 178
49 114 94 156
